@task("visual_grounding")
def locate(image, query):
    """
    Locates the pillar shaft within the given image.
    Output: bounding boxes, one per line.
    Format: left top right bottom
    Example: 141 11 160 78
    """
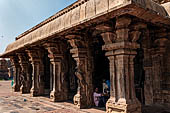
17 53 31 94
10 56 21 92
66 35 93 109
26 49 44 96
100 16 142 113
44 42 68 101
152 37 168 103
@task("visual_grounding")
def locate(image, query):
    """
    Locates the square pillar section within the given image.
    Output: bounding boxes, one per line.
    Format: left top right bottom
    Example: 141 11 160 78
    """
44 41 68 102
10 56 21 92
17 53 31 94
100 16 141 113
27 49 45 96
66 35 93 109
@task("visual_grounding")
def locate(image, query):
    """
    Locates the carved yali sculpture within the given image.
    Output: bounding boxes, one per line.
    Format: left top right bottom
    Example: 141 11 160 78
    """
74 66 87 91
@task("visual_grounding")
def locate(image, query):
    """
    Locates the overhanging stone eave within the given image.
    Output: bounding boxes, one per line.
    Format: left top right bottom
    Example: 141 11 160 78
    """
1 0 170 58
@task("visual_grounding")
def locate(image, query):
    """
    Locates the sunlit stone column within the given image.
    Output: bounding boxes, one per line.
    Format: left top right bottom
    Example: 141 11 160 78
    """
66 35 93 109
44 41 68 101
17 52 31 94
10 55 21 92
100 16 142 113
26 49 44 96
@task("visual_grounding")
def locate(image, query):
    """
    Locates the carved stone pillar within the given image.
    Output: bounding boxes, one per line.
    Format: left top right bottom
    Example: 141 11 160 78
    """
10 56 21 92
26 49 44 96
66 35 93 109
17 52 31 94
100 16 142 113
44 41 68 101
142 29 154 105
151 32 168 103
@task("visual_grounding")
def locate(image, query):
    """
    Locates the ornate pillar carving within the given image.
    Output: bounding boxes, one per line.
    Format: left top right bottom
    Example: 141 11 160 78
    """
10 55 21 92
17 52 31 94
151 28 168 103
66 35 93 109
26 49 44 96
44 41 68 101
142 29 154 105
99 16 142 113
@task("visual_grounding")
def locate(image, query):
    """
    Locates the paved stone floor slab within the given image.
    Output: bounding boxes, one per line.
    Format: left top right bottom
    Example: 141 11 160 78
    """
0 81 105 113
1 81 170 113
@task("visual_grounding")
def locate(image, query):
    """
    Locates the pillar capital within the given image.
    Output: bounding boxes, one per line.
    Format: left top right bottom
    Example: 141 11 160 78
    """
10 55 20 67
43 41 66 61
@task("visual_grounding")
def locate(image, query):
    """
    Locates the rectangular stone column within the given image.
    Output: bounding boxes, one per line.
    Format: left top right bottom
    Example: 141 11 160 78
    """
10 56 21 92
17 53 31 94
66 35 93 109
151 37 168 103
26 49 45 96
142 29 154 105
44 42 68 102
99 16 143 113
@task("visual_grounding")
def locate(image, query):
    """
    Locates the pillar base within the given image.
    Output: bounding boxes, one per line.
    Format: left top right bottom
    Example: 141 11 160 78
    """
73 93 80 108
20 85 30 94
73 93 90 109
30 88 40 97
50 90 67 102
106 98 141 113
13 84 20 92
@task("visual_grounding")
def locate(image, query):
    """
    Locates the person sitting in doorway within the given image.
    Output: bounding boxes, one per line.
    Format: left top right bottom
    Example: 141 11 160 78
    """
93 87 102 107
93 87 109 107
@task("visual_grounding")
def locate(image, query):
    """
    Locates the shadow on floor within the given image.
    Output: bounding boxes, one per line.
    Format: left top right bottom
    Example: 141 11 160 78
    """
142 104 170 113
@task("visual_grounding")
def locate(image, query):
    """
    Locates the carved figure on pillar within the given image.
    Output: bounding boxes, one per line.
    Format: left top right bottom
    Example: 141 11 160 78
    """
26 49 45 96
151 28 169 103
44 41 68 102
98 16 142 113
17 52 31 94
10 55 21 92
66 35 93 109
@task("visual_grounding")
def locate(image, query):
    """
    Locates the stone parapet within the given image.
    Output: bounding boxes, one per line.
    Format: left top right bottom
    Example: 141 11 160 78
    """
1 0 169 58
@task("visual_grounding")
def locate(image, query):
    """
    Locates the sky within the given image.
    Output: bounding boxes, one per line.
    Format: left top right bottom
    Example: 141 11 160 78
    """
0 0 77 54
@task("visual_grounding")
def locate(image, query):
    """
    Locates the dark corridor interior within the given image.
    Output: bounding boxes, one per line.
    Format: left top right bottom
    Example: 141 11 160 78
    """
134 48 145 105
67 52 78 101
43 50 51 95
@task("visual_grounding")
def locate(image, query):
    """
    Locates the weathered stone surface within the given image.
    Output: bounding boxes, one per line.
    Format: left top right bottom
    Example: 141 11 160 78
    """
162 2 170 15
26 49 45 96
86 0 95 19
1 0 170 113
66 35 93 109
1 0 169 57
96 0 108 15
44 41 68 102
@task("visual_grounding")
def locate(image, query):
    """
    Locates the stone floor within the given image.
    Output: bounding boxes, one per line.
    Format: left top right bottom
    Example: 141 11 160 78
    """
1 81 170 113
0 81 105 113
